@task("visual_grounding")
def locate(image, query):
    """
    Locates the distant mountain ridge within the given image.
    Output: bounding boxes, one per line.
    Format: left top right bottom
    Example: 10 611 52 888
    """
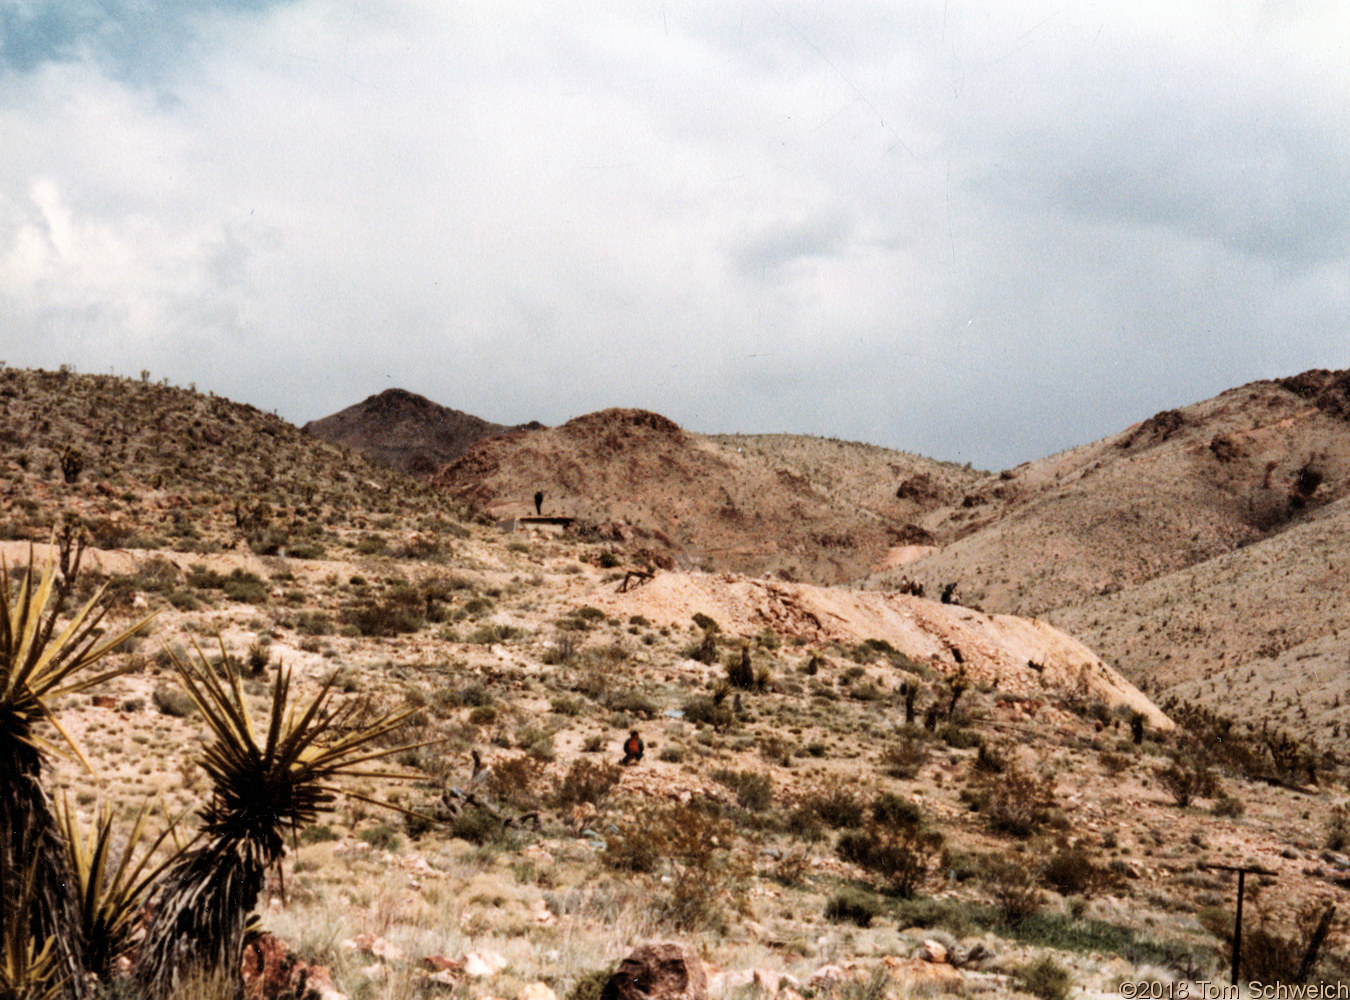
303 388 540 478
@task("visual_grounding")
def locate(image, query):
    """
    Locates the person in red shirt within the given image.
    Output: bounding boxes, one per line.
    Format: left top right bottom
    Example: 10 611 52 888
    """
622 729 644 765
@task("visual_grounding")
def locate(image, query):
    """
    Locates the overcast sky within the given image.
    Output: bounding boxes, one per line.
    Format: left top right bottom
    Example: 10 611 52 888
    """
2 1 1347 469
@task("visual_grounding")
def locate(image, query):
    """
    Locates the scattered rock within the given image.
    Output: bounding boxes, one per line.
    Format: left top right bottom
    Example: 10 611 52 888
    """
922 940 948 965
882 957 962 987
809 965 848 987
517 983 559 1000
464 950 509 978
341 934 402 962
423 956 465 974
242 932 346 1000
600 943 708 1000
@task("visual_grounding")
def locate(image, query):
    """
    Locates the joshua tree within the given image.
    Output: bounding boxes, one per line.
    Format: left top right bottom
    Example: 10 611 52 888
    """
135 645 423 998
0 549 153 998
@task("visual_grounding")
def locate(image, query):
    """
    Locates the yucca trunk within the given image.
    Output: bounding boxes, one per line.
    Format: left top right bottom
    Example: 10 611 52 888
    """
134 837 269 999
0 736 87 999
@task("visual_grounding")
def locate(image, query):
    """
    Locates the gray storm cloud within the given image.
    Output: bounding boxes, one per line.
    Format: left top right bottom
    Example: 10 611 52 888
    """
1 1 1347 469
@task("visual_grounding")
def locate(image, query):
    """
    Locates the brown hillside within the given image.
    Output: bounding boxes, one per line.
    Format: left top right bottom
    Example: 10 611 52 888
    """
861 368 1350 739
872 370 1350 615
304 387 538 477
434 408 981 583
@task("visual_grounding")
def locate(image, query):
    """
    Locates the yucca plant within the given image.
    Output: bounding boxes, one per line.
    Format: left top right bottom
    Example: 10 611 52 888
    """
135 644 425 998
0 549 153 997
56 798 182 982
0 840 68 1000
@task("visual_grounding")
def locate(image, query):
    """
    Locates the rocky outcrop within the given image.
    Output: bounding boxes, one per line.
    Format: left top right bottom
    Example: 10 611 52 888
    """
600 943 708 1000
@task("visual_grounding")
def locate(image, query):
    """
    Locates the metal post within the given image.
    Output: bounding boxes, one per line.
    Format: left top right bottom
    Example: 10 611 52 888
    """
1199 862 1276 990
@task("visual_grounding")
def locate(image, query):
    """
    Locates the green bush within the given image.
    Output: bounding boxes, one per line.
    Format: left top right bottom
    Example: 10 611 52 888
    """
807 789 865 829
1014 957 1073 1000
152 686 197 717
554 759 622 808
299 824 339 845
825 889 881 927
682 695 733 729
358 823 403 852
1325 803 1349 851
836 815 942 898
711 769 773 812
1041 846 1121 898
448 806 506 846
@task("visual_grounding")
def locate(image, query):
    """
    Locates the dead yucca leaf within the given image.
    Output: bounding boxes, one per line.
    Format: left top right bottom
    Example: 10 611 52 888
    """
135 640 429 998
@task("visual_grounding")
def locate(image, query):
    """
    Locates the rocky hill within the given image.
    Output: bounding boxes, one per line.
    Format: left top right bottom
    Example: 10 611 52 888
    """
433 408 980 583
865 369 1350 738
304 387 537 477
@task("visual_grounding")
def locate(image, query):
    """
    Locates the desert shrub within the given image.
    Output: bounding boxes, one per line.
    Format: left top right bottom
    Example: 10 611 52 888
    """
602 802 749 931
460 596 495 619
344 594 424 636
554 759 622 808
871 792 921 830
711 769 773 812
551 695 584 716
298 824 339 845
567 965 617 1000
358 823 402 852
785 807 826 842
152 686 196 717
1325 803 1350 851
604 690 658 718
1155 755 1217 807
452 681 493 707
983 856 1043 926
938 722 982 749
691 613 719 632
965 760 1058 838
825 888 881 927
835 805 942 898
1014 956 1073 1000
879 731 929 779
448 806 507 846
682 695 733 729
658 746 684 763
467 705 497 726
1041 846 1121 898
186 566 270 604
1099 751 1133 775
1211 792 1246 818
484 754 547 810
939 848 989 883
806 789 866 829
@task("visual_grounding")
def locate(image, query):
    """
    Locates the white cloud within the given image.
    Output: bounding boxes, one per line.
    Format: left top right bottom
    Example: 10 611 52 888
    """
0 0 1347 467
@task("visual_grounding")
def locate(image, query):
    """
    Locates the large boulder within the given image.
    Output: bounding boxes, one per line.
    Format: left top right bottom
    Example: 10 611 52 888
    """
600 944 707 1000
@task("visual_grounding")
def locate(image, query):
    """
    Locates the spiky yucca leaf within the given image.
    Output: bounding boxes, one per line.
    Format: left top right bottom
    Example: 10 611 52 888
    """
56 798 182 980
0 547 155 999
0 549 154 768
0 836 68 1000
135 643 426 998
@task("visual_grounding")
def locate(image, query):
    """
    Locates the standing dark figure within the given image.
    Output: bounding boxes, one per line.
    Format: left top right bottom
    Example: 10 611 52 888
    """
621 729 645 765
534 491 544 515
